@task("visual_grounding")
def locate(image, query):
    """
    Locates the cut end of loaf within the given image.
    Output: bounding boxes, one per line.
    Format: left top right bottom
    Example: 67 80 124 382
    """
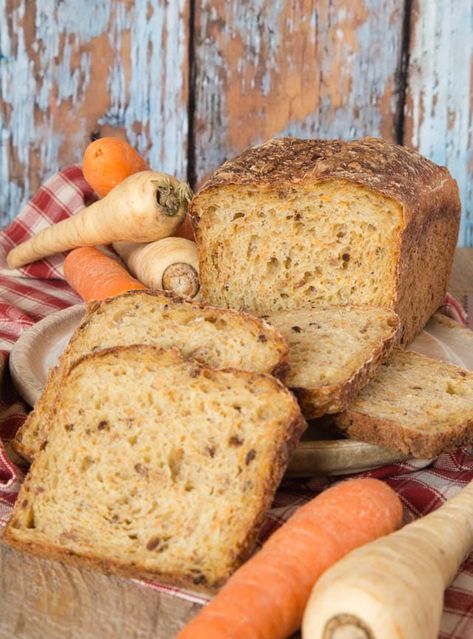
194 180 403 315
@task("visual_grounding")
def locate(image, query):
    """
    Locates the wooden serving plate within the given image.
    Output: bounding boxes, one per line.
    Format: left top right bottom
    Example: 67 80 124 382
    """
9 308 473 477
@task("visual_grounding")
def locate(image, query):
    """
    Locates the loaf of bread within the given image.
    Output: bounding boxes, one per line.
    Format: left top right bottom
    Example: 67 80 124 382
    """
5 346 305 590
334 349 473 458
267 306 399 418
13 290 288 461
191 137 460 346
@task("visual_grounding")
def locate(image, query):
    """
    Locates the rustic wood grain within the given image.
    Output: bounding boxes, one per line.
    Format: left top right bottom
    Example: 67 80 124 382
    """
404 0 473 246
0 540 201 639
190 0 406 185
0 0 189 227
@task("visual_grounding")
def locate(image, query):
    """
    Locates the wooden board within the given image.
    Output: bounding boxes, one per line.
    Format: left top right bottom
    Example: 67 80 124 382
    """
191 0 406 185
0 0 190 227
404 0 473 246
0 540 200 639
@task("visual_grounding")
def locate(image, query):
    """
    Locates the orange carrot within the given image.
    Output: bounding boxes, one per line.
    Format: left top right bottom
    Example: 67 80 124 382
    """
177 478 403 639
174 214 195 241
64 247 146 302
83 137 149 197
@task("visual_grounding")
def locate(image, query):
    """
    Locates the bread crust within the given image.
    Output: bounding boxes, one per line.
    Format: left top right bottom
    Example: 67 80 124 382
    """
191 137 461 345
13 289 290 462
335 411 473 459
5 345 307 590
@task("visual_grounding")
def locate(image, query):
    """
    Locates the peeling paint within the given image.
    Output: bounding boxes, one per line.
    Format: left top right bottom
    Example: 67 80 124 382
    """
0 0 189 226
193 1 404 183
405 0 473 246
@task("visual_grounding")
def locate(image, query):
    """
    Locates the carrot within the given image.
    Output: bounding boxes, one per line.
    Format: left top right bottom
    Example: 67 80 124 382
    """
175 214 195 241
7 171 193 269
64 247 146 302
83 137 149 197
113 237 200 298
302 479 473 639
177 478 402 639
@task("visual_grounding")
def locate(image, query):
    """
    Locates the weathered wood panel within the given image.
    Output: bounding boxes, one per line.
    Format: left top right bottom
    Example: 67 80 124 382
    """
191 0 406 185
0 0 189 226
404 0 473 246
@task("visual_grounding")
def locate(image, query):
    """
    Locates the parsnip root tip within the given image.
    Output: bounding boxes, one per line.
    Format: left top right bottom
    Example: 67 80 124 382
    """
162 263 200 298
323 615 373 639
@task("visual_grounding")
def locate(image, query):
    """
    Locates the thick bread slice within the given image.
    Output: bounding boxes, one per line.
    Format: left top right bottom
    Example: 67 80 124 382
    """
334 349 473 458
13 290 288 461
5 345 306 590
191 137 460 345
266 306 399 418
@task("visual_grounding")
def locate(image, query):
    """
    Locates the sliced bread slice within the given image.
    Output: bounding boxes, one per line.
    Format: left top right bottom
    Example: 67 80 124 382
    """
5 345 305 590
334 349 473 458
13 290 288 461
266 306 399 418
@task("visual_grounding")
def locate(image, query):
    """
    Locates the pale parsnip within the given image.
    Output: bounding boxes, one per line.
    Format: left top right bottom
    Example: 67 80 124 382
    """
113 237 200 299
7 171 193 269
302 479 473 639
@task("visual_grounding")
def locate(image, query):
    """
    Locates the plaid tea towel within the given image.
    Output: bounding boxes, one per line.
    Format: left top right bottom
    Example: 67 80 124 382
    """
0 166 472 638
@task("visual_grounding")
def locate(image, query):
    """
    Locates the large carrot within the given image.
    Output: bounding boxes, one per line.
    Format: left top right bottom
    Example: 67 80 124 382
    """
302 479 473 639
7 171 193 269
64 247 146 302
177 478 402 639
83 137 149 197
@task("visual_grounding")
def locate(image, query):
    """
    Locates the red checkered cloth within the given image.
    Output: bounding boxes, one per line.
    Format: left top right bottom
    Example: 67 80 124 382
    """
0 166 472 636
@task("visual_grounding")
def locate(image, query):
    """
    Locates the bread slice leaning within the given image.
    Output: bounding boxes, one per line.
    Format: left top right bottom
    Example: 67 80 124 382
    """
13 290 289 461
4 345 306 590
334 349 473 458
266 306 399 418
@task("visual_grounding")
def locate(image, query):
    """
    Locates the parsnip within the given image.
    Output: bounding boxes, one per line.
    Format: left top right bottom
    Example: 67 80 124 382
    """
113 237 200 298
7 171 193 269
302 479 473 639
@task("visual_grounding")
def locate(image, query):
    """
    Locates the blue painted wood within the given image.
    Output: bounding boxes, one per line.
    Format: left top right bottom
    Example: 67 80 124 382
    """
405 0 473 246
191 0 405 183
0 0 189 226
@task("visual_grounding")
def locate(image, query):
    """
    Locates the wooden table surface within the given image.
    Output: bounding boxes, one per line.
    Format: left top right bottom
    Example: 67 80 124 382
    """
1 248 472 639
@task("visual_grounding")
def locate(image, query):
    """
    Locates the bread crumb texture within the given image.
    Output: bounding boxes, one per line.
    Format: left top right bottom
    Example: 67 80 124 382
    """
192 137 460 345
267 306 399 417
196 181 402 313
6 346 305 589
335 350 473 457
14 290 288 461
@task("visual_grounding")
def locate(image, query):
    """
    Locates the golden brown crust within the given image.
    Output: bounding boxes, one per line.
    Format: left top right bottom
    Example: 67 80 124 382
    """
335 411 473 459
191 137 459 226
191 137 461 346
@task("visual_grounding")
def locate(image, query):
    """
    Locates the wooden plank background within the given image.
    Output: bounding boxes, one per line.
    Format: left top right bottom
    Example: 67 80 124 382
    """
1 0 472 245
